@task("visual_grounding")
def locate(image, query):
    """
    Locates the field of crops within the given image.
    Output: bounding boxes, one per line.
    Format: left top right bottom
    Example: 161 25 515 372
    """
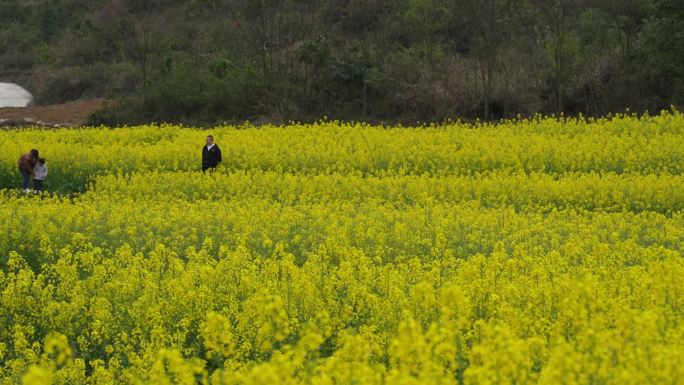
1 113 684 384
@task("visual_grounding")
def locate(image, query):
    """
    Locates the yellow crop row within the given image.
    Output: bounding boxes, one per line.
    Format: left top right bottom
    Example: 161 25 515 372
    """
1 112 683 192
84 170 684 213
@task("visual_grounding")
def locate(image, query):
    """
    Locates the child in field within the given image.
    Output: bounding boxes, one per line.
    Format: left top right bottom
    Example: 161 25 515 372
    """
33 158 48 194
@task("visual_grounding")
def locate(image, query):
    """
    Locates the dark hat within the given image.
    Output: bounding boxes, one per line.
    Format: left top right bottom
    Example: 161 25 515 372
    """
30 149 39 157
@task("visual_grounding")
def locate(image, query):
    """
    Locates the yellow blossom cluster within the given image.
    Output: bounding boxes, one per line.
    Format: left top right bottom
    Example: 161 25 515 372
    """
1 112 683 384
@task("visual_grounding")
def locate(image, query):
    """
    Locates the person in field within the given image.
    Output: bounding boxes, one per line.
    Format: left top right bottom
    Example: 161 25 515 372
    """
33 158 48 194
18 149 39 193
202 135 222 172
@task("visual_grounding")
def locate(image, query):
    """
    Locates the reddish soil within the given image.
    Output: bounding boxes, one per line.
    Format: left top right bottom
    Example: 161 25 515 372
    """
0 99 105 126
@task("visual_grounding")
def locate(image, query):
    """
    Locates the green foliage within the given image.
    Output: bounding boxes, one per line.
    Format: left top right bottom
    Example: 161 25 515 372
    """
34 42 56 66
642 0 684 107
38 3 60 42
1 0 682 122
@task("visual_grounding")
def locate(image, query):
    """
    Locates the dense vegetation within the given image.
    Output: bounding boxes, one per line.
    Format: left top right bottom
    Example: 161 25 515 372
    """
1 114 684 384
1 0 682 124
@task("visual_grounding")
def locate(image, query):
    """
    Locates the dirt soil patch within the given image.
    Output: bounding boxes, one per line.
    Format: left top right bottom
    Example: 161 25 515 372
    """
0 99 105 127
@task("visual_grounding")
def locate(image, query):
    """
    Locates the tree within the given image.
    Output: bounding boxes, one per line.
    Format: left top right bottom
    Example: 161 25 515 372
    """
642 0 684 109
93 0 168 101
531 0 586 115
459 0 522 120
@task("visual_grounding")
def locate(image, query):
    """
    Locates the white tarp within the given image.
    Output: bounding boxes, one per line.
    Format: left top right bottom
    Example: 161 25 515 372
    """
0 83 33 107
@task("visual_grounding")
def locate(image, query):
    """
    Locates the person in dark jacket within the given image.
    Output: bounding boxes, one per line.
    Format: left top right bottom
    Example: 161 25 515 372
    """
18 149 39 193
202 135 222 172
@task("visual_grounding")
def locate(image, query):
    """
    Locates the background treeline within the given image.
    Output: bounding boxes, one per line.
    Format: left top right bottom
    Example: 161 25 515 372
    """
1 0 682 124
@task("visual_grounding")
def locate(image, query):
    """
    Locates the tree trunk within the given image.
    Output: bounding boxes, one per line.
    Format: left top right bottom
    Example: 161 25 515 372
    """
554 4 565 115
479 60 489 121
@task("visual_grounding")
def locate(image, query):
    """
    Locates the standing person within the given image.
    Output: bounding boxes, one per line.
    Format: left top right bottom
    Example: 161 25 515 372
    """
18 149 39 193
202 135 222 172
33 158 48 194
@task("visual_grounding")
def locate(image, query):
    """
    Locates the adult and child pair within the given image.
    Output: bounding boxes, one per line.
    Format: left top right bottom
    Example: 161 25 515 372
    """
18 149 48 194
